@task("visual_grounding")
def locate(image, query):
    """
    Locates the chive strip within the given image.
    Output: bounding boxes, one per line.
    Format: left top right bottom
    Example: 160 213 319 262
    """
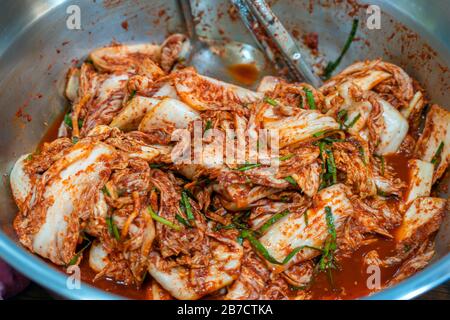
64 113 83 129
282 246 318 265
181 190 194 221
237 163 262 171
284 176 297 186
68 238 92 266
290 285 308 291
264 97 278 106
337 109 348 122
358 146 367 166
279 153 295 161
257 210 290 235
147 206 181 231
304 211 309 226
345 113 361 129
106 216 120 241
231 211 251 230
240 229 279 264
318 141 327 159
377 190 388 197
313 130 327 138
323 19 359 79
64 113 73 128
431 142 444 166
214 223 237 231
303 88 316 110
319 206 337 271
128 90 136 101
318 141 329 189
175 213 191 227
204 119 212 133
101 185 111 197
337 109 348 130
240 230 322 265
325 206 336 240
72 136 79 144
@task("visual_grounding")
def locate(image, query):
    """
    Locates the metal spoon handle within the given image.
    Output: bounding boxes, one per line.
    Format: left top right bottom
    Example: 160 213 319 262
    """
230 0 288 73
177 0 199 43
238 0 322 87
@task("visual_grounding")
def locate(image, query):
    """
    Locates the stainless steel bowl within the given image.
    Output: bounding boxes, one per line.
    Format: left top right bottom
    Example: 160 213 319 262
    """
0 0 448 300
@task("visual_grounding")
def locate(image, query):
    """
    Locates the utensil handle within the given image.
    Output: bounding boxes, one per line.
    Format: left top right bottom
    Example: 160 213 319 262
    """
242 0 322 87
230 0 287 72
177 0 198 42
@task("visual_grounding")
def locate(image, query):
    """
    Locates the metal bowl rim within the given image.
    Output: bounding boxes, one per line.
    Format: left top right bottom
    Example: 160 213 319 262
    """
0 0 448 300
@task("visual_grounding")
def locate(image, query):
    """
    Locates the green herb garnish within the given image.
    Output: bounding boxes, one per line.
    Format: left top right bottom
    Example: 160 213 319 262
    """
318 206 337 271
64 113 73 128
64 113 83 129
214 223 237 231
313 130 327 138
128 90 136 101
204 119 213 133
323 19 359 79
106 216 120 241
304 88 316 110
377 190 388 197
358 146 367 166
101 186 111 197
290 284 309 291
345 113 361 129
147 206 181 231
175 213 191 227
181 190 195 221
337 109 348 121
431 142 444 166
231 211 251 230
240 229 321 265
284 176 297 186
264 97 278 106
149 163 164 169
68 238 92 266
257 210 290 235
237 163 262 171
279 153 295 161
337 109 348 130
318 141 338 188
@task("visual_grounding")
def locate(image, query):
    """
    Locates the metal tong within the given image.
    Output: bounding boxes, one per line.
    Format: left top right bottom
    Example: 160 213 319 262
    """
231 0 322 87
